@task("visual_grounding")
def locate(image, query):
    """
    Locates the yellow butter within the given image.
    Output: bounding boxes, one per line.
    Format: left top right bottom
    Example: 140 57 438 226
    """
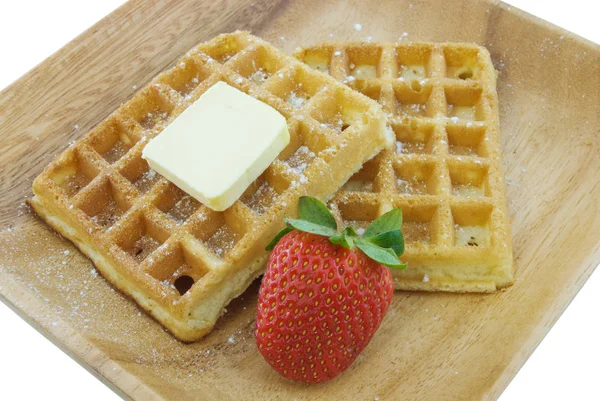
142 81 290 211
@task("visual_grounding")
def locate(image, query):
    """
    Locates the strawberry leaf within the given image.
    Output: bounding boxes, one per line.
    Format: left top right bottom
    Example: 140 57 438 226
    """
363 208 403 238
286 218 337 237
355 239 407 269
298 196 337 231
330 233 353 249
343 226 359 237
329 227 357 249
366 229 404 256
265 226 294 251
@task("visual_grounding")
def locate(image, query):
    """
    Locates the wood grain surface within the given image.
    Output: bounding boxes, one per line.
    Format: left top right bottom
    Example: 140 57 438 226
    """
0 0 599 400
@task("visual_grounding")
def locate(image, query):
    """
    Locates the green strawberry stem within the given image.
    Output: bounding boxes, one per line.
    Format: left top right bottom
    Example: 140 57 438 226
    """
266 196 407 269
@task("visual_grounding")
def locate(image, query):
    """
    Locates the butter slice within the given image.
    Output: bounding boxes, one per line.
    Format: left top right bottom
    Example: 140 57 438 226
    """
142 81 290 211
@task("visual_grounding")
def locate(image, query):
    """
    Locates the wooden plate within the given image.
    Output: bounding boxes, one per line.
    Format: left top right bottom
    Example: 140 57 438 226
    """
0 1 598 400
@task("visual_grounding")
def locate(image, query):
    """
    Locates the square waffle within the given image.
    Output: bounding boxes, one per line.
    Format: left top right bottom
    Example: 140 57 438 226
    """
295 42 513 292
30 32 391 342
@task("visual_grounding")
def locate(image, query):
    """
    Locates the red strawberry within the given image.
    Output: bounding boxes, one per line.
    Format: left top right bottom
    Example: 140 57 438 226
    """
255 197 405 383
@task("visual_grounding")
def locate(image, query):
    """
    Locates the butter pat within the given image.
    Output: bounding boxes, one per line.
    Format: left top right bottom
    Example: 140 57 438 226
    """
142 81 290 211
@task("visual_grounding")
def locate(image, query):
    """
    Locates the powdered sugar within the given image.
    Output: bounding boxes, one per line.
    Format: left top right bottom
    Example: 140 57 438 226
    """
285 145 316 176
249 68 269 85
287 92 306 108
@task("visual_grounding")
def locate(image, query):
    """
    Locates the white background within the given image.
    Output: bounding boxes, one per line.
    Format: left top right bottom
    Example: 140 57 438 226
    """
0 1 598 400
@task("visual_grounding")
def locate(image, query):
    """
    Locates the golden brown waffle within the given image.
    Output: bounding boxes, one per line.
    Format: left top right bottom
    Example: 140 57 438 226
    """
295 42 513 292
30 32 391 341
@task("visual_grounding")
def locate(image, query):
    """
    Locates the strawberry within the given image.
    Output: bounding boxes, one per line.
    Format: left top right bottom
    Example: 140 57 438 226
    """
255 197 406 383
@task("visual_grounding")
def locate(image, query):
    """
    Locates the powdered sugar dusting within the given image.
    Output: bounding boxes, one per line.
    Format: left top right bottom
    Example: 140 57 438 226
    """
249 68 269 85
134 168 158 193
287 92 306 108
285 145 316 176
243 182 278 215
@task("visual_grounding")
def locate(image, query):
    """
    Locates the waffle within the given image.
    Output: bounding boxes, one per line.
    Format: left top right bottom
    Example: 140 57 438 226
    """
30 32 391 342
295 42 513 292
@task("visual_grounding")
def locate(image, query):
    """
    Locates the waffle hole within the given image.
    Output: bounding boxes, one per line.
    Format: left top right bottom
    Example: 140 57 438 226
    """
396 43 431 79
115 211 170 263
123 87 174 130
444 46 480 80
401 66 427 81
130 235 161 262
198 34 246 64
457 68 473 80
446 124 487 157
188 209 245 258
167 195 199 224
230 45 289 85
134 169 159 194
393 81 432 118
263 66 327 109
287 91 308 109
445 86 484 121
240 174 280 215
174 275 195 295
285 146 316 176
403 221 430 243
78 176 132 230
336 199 381 235
346 45 382 79
448 161 489 197
104 141 130 164
86 119 137 164
119 155 161 195
410 79 422 92
456 226 485 246
49 148 100 197
301 49 332 74
309 89 365 134
342 158 379 193
402 219 431 243
143 241 210 297
154 183 200 224
277 119 329 173
452 204 492 247
158 57 213 97
205 225 241 257
394 204 437 244
393 121 435 155
394 160 436 195
140 111 169 130
350 64 377 79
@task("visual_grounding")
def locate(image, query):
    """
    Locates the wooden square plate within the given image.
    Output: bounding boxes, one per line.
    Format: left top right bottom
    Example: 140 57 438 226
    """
0 1 598 400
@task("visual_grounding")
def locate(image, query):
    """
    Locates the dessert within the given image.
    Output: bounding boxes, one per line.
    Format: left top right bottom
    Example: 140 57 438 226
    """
295 42 513 292
29 32 391 341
